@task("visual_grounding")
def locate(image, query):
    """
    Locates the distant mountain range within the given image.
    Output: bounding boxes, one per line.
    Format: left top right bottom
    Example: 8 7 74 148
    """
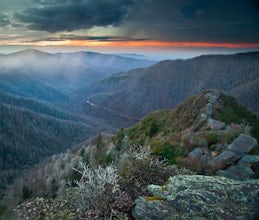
75 52 259 127
0 49 155 194
0 49 155 94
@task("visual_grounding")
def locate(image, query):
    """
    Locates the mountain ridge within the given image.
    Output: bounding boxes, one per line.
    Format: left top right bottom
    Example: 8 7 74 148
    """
75 51 259 128
5 89 258 219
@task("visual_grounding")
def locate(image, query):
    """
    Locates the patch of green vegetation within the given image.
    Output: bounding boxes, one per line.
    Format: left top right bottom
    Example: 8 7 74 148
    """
97 152 113 165
119 165 130 178
151 142 182 164
69 165 82 186
0 205 12 220
213 94 259 141
112 128 125 151
96 133 105 149
206 131 217 146
22 185 32 200
148 120 160 137
78 148 85 157
126 91 209 144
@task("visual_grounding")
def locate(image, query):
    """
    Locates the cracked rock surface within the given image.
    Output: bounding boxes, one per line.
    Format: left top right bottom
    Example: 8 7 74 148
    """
133 175 259 220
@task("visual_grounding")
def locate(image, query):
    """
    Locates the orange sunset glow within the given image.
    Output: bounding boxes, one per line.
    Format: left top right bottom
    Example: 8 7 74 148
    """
10 39 258 50
0 0 258 58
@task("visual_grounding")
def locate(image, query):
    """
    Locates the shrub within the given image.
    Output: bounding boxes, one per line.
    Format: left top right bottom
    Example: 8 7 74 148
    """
119 145 192 199
177 157 224 175
97 152 113 165
73 163 133 219
151 142 182 164
148 120 160 137
22 185 32 200
206 131 217 146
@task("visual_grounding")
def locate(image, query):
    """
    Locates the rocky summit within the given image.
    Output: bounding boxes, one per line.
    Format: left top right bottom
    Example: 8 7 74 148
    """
134 175 259 220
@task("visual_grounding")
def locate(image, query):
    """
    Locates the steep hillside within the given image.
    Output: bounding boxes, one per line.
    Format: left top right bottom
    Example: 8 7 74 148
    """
0 97 114 194
75 52 259 127
0 92 86 122
0 71 69 103
6 89 259 219
124 90 259 145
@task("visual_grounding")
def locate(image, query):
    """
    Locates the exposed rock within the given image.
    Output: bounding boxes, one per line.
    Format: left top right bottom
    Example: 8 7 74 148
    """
227 134 257 154
200 113 207 120
188 148 203 159
215 144 227 152
205 103 213 116
210 134 258 168
133 175 259 220
239 155 259 164
134 197 174 220
217 164 255 180
205 90 220 104
207 118 225 130
210 149 241 168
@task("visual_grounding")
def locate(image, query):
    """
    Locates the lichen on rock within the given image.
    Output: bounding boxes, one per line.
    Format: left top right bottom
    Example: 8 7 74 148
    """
133 175 259 220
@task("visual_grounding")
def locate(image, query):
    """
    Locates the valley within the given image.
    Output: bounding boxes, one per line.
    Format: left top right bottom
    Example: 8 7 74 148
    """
0 50 155 198
0 50 259 219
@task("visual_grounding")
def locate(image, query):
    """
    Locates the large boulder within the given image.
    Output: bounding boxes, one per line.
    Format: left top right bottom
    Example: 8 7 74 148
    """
207 118 225 130
217 164 255 180
210 134 258 168
188 148 203 159
239 155 259 164
133 175 259 220
227 134 257 154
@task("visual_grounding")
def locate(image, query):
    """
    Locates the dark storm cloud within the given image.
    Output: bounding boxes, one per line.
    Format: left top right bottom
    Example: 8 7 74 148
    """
0 13 11 27
125 0 259 42
13 0 259 42
58 34 148 41
25 34 149 42
15 0 134 32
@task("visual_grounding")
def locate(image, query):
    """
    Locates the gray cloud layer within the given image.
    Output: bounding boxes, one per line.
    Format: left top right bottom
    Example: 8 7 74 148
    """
10 0 259 42
16 0 134 32
0 13 11 27
25 34 149 42
124 0 259 42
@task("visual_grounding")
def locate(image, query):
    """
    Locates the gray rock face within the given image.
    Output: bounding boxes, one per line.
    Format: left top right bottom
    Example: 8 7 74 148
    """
188 148 203 159
239 155 259 163
210 134 258 168
210 149 241 168
217 164 255 180
215 144 227 152
133 175 259 220
227 134 257 154
205 90 220 104
134 197 174 220
208 118 225 130
205 103 213 116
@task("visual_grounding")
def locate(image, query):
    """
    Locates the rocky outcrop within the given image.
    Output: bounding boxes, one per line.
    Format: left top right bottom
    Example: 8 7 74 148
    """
185 90 259 180
209 134 258 180
217 164 255 180
133 175 259 220
216 154 259 180
186 133 258 180
228 134 257 154
200 89 220 121
207 118 225 130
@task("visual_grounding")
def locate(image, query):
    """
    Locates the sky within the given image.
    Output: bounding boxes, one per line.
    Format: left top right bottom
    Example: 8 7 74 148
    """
0 0 259 59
